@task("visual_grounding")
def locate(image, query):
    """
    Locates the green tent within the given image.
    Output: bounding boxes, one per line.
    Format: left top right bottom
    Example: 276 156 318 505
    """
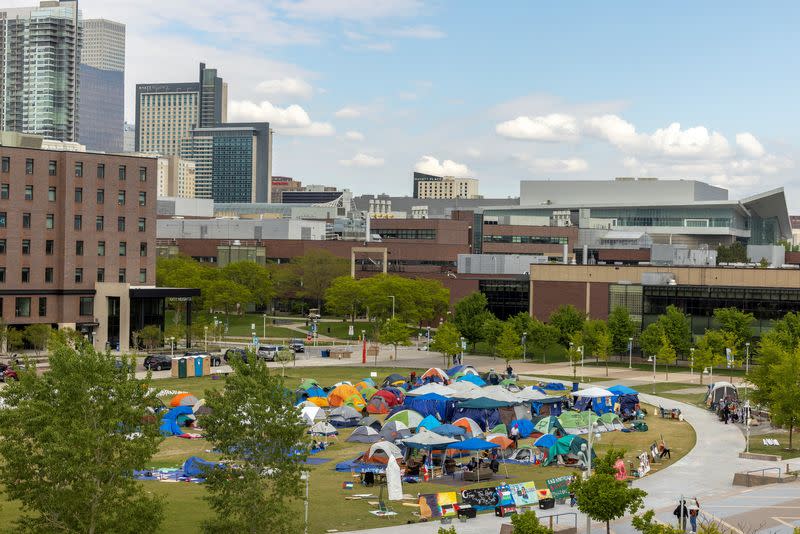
490 423 508 435
600 412 624 431
579 411 601 428
558 412 589 434
543 435 596 466
500 377 517 386
385 409 424 428
360 386 378 401
299 378 319 391
534 416 566 436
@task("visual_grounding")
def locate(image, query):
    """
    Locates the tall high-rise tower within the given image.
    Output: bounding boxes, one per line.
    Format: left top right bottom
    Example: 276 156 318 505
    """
0 1 82 142
79 18 125 152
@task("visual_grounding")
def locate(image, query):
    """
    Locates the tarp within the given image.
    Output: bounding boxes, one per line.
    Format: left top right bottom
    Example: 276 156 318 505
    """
515 388 550 402
456 374 486 386
543 382 567 391
449 381 482 397
431 424 466 438
510 419 535 438
383 373 407 387
401 427 456 449
417 414 442 431
385 409 424 428
159 406 194 436
182 456 222 478
446 437 498 451
460 385 519 404
347 425 382 443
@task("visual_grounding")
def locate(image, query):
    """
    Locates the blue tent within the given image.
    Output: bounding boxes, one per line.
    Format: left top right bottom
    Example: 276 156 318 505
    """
361 377 376 387
431 424 467 437
543 382 567 391
510 419 535 438
452 407 501 431
335 458 387 473
458 397 513 409
403 393 455 421
182 456 222 478
533 434 557 448
159 406 194 436
417 414 442 431
456 374 486 386
608 385 638 396
446 437 498 451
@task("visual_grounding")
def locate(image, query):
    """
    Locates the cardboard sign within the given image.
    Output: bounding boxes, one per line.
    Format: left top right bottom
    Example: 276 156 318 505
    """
638 452 651 476
509 482 538 507
460 487 498 508
545 475 572 500
495 485 515 507
418 494 440 519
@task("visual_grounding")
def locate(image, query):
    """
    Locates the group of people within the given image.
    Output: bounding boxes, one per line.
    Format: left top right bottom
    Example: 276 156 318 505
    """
465 452 500 474
674 497 701 533
717 401 740 424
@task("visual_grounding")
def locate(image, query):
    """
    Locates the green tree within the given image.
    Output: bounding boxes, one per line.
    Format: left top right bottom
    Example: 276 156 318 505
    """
592 447 627 476
568 330 585 382
510 510 555 534
531 321 561 364
23 324 51 356
430 322 462 368
453 291 491 350
496 322 523 364
658 335 678 380
549 304 586 346
639 322 664 359
222 261 276 310
573 473 646 534
6 327 24 352
205 279 253 319
694 329 734 384
632 510 686 534
657 305 692 358
715 241 749 264
379 317 411 361
481 314 505 357
713 307 754 353
361 275 449 324
324 276 367 324
751 334 800 449
202 357 309 533
139 324 163 350
0 338 164 533
291 249 349 309
596 328 612 376
608 306 636 356
582 320 609 360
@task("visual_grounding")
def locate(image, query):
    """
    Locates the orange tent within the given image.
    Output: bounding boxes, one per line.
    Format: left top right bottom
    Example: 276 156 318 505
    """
486 433 514 449
169 393 198 407
328 384 367 411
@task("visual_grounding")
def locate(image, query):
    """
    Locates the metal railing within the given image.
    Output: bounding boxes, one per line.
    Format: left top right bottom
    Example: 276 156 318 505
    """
539 511 578 530
744 466 781 486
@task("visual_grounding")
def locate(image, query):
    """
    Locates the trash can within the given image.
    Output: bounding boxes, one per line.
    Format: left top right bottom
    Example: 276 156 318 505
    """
178 358 187 378
321 350 330 358
572 381 579 392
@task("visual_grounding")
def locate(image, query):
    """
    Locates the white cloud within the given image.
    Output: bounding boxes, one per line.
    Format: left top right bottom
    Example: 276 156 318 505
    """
736 132 766 159
389 25 446 39
229 100 334 136
496 113 580 142
340 153 385 167
466 148 481 158
414 156 473 178
280 0 422 20
335 106 363 119
344 131 365 141
530 158 589 173
256 77 313 99
364 42 394 52
399 92 417 101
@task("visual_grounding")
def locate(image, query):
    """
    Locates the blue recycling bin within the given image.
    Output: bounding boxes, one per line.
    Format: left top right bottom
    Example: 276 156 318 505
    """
321 350 330 358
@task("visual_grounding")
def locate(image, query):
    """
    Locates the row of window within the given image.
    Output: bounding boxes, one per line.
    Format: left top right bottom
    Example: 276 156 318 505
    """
483 235 569 245
0 239 147 257
375 229 437 240
0 184 146 206
0 213 147 232
0 296 94 318
1 156 147 181
0 267 146 285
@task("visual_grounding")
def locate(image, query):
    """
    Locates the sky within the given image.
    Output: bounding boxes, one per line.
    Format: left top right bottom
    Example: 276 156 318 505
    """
10 1 800 207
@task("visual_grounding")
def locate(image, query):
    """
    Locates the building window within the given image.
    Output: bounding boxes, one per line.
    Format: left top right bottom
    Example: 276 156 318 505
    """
118 268 126 283
45 267 53 283
138 218 146 232
482 234 570 245
38 297 47 317
76 240 84 256
96 189 104 204
96 268 105 282
25 159 33 175
46 214 55 229
140 242 148 257
21 268 30 284
15 297 30 317
0 239 4 254
23 213 31 228
139 167 147 181
22 239 30 255
79 297 94 316
1 157 9 173
0 267 4 283
74 215 82 231
119 242 127 256
118 165 126 180
75 268 83 283
97 163 105 178
45 240 54 255
48 186 56 201
24 185 33 200
138 191 146 206
0 184 7 199
117 217 125 231
75 162 83 177
96 216 104 231
74 187 83 203
118 190 126 205
139 269 147 283
0 212 5 227
97 241 105 256
48 160 57 176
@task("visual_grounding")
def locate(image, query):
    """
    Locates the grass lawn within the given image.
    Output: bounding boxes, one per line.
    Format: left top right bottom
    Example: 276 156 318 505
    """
0 367 697 534
743 432 800 461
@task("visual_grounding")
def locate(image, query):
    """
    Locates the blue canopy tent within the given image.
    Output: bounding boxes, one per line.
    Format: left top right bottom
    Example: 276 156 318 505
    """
417 414 442 431
182 456 223 478
159 406 194 436
431 424 467 438
403 393 456 421
447 437 499 451
607 385 640 417
533 434 557 448
456 374 486 386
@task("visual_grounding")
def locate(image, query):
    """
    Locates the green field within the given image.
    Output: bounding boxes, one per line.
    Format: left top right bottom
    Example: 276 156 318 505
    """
0 366 697 534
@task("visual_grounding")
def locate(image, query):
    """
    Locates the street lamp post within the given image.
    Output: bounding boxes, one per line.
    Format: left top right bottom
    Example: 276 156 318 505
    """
628 337 633 369
745 400 751 453
579 346 585 381
690 347 695 378
459 336 465 365
169 337 175 358
569 342 576 382
204 326 208 352
745 342 750 375
263 313 267 339
522 332 527 361
388 295 395 319
648 354 656 394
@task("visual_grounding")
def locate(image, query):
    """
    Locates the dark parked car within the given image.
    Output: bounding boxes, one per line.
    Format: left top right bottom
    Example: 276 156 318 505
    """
143 354 172 371
224 347 248 364
184 351 221 366
289 339 305 353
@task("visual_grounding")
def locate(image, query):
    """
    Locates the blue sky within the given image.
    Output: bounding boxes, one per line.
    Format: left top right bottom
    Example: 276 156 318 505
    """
15 0 800 206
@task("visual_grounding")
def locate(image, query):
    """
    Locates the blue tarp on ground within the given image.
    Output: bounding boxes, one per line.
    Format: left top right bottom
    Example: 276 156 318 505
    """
456 374 486 386
543 382 567 391
335 458 388 473
446 437 498 451
183 456 222 478
510 419 535 438
159 406 194 436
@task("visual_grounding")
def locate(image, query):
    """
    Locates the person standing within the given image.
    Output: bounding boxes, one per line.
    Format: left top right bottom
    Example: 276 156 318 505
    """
506 364 514 379
673 498 689 531
510 424 520 448
689 498 700 533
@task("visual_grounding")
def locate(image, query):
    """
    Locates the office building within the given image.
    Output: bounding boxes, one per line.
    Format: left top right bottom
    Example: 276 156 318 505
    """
413 171 479 199
0 1 81 142
123 122 135 152
135 63 226 156
179 123 271 203
271 176 302 202
157 156 196 198
79 18 125 153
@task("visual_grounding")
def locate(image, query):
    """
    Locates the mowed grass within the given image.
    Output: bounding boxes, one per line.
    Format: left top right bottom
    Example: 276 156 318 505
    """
0 367 696 534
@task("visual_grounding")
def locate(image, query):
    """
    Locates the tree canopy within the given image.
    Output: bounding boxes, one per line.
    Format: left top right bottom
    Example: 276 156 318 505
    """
573 473 646 534
430 322 462 367
548 304 586 346
607 306 636 355
657 305 692 358
453 292 492 349
291 249 350 309
379 317 412 360
496 322 523 363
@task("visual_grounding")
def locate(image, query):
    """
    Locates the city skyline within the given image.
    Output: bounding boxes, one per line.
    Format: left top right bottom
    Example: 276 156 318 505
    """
1 0 797 208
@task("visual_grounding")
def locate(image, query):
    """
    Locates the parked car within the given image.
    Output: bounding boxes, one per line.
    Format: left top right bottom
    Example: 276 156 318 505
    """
256 345 279 362
224 347 248 364
143 354 172 371
289 339 305 353
0 363 18 382
184 351 221 366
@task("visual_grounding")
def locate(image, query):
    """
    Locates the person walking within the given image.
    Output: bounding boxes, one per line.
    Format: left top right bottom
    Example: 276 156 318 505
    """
506 364 514 379
510 424 520 448
689 498 700 533
673 498 690 531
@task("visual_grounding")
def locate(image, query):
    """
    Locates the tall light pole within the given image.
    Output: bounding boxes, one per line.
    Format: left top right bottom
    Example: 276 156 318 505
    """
569 341 576 382
745 342 750 375
579 346 585 381
628 337 633 369
649 353 656 394
388 295 395 319
690 347 695 378
263 313 267 339
522 332 527 361
204 326 208 352
302 471 309 534
459 336 465 365
585 422 601 534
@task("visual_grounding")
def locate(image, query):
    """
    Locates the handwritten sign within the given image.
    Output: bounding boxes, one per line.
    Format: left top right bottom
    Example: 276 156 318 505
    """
509 482 538 507
545 475 572 500
460 487 498 509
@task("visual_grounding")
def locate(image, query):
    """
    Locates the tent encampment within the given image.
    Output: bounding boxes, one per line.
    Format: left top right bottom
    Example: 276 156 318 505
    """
358 415 383 430
447 365 480 379
382 373 407 388
417 414 442 432
543 435 595 467
385 409 424 428
380 421 412 442
328 384 367 411
533 416 566 437
456 374 486 387
431 424 467 438
401 427 456 449
347 425 382 443
407 383 455 397
420 367 450 384
366 395 391 414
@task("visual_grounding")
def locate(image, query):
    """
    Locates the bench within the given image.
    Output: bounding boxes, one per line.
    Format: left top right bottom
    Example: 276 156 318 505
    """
463 467 494 482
